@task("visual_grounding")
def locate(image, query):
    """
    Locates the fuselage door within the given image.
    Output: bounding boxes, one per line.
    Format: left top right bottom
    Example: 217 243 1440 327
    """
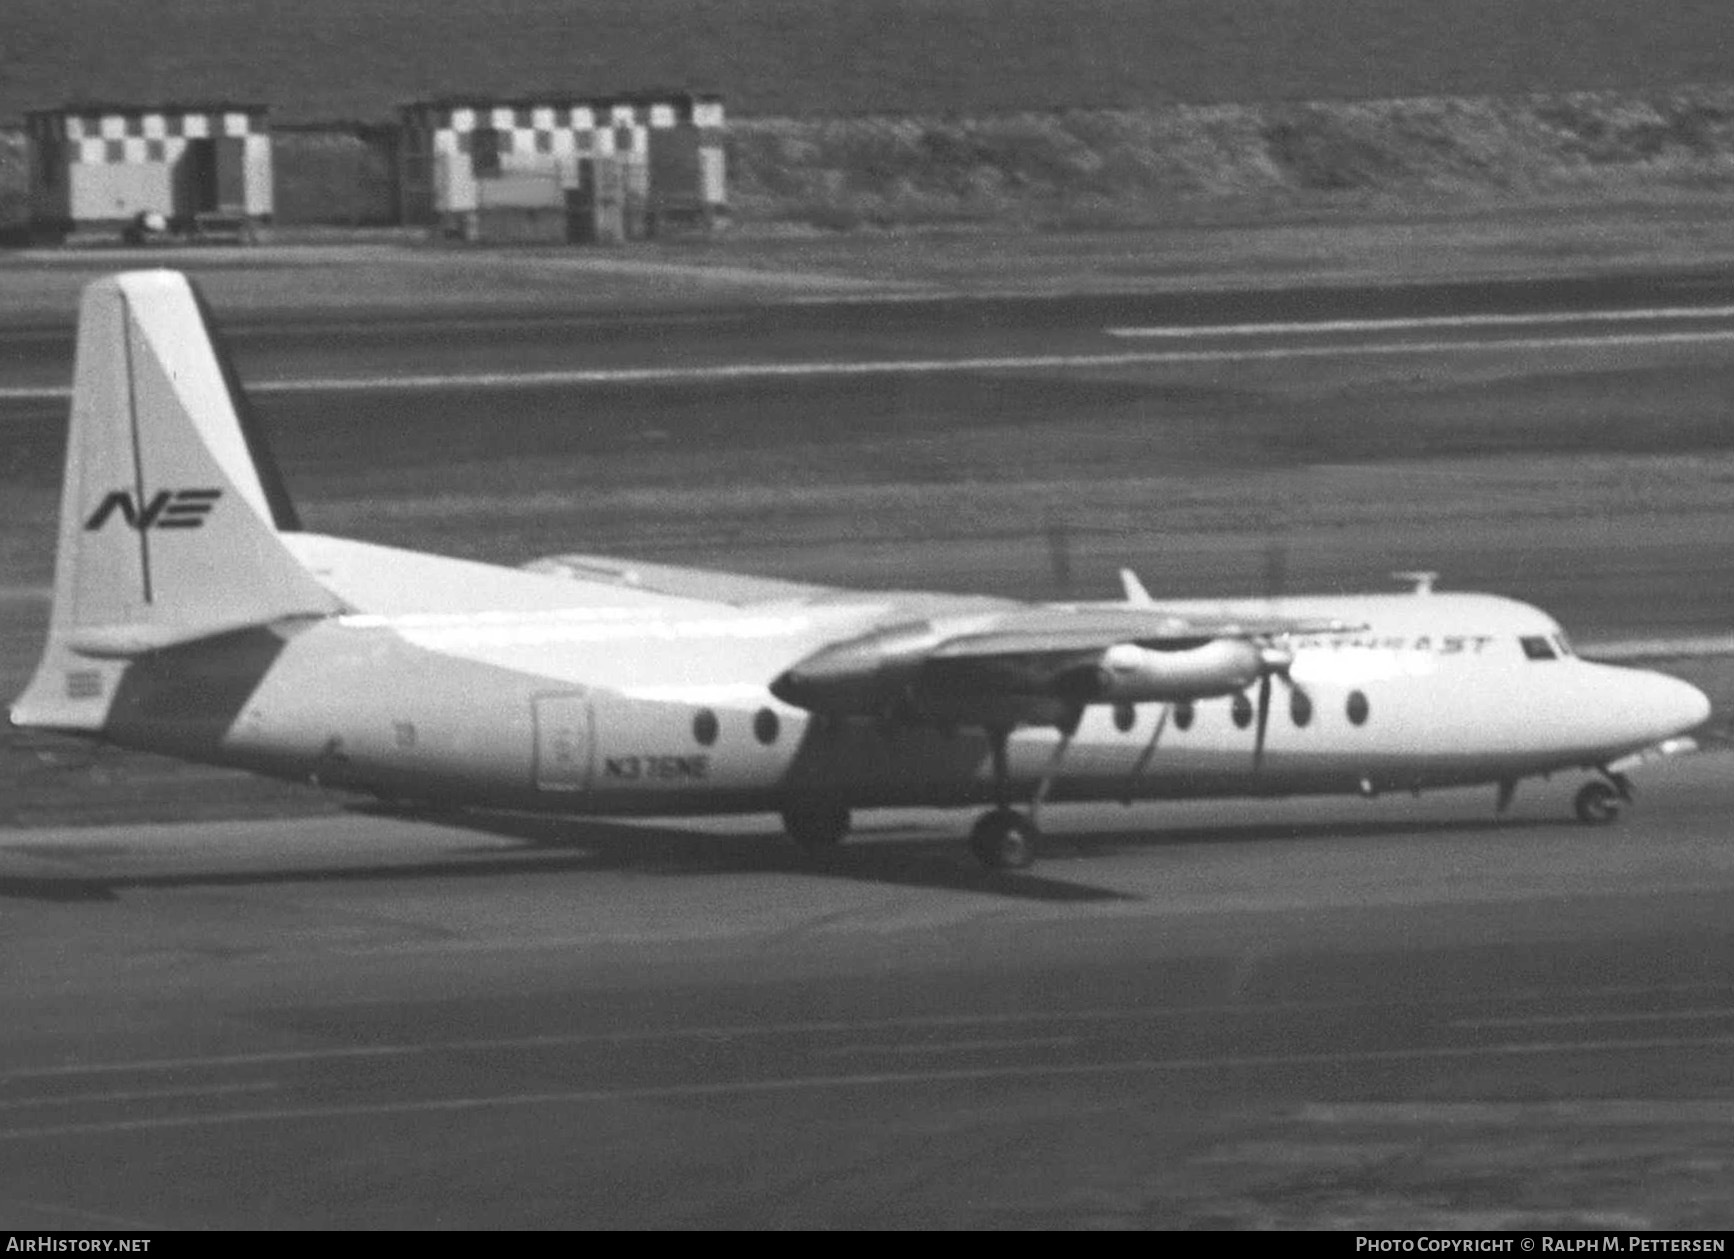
533 692 593 792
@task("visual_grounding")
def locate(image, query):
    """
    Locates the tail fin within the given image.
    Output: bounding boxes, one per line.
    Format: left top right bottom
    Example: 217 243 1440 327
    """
11 270 339 730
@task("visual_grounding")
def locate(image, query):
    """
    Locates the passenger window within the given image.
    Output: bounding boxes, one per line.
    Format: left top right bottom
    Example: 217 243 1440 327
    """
1290 688 1312 728
1113 703 1136 733
753 708 780 745
1346 690 1369 726
1173 701 1195 731
1231 692 1253 729
1520 635 1558 661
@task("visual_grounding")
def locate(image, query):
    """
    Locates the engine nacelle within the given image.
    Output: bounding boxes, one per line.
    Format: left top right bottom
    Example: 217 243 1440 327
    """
769 621 941 715
1068 639 1265 704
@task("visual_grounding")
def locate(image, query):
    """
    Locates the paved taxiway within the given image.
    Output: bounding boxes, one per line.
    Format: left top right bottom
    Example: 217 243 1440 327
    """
3 755 1734 1227
9 271 1734 397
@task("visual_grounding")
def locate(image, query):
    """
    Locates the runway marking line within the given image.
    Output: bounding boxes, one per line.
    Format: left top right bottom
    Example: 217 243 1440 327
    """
3 1033 1732 1142
815 1035 1082 1058
1301 1100 1734 1125
8 979 1731 1081
7 326 1734 402
0 1081 279 1111
0 1196 164 1230
1452 1006 1734 1030
1105 305 1734 338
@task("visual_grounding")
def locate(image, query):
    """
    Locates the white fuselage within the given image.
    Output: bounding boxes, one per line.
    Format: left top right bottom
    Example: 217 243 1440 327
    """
83 535 1710 817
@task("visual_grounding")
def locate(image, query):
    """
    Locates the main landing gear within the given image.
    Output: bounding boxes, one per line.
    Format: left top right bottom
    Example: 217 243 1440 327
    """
1573 772 1631 826
968 714 1082 871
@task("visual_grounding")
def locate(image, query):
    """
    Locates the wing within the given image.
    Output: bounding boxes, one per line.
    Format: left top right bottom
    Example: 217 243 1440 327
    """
524 552 834 606
524 552 1023 619
772 604 1362 725
924 606 1359 657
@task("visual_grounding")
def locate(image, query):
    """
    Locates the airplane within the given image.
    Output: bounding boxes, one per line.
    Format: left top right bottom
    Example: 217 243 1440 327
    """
7 271 1714 870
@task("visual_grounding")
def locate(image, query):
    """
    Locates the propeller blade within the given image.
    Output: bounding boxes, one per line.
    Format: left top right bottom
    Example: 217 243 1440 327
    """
1253 672 1272 770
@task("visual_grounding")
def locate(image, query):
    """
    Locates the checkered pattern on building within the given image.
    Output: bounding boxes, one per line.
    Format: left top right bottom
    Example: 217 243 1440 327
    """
400 96 724 218
27 105 274 226
33 109 265 166
420 99 723 166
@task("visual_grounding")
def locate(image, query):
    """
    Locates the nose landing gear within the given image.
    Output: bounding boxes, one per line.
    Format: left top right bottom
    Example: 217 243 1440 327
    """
969 807 1038 869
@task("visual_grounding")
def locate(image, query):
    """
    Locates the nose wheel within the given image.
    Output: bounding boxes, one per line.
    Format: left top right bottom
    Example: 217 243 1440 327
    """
969 807 1038 869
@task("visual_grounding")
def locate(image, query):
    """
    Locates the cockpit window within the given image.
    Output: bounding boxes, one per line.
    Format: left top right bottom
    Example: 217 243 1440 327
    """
1520 635 1558 661
1554 633 1574 657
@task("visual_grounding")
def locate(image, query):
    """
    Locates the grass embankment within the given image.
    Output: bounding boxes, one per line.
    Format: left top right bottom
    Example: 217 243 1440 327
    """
729 87 1734 230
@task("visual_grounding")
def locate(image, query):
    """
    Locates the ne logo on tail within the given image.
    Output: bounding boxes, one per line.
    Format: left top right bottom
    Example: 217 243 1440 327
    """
85 488 223 531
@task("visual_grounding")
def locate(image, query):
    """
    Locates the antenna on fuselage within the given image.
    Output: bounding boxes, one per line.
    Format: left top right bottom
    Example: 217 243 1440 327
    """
1392 570 1439 595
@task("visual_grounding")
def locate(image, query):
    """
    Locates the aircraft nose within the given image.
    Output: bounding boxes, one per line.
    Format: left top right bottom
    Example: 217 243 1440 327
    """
1639 671 1712 739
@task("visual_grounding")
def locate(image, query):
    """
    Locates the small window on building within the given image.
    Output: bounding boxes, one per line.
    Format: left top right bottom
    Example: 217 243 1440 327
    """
1173 701 1195 731
1290 688 1313 727
35 141 59 190
1346 690 1369 726
1520 636 1558 661
1113 703 1135 733
753 707 780 745
471 128 501 174
1231 691 1253 729
692 708 719 746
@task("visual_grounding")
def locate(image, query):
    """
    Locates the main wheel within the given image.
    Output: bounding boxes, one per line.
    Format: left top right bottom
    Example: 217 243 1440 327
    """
968 808 1038 870
1574 780 1623 826
782 801 851 852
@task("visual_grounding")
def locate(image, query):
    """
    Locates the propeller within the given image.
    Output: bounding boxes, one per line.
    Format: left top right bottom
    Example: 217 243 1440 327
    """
1252 640 1300 770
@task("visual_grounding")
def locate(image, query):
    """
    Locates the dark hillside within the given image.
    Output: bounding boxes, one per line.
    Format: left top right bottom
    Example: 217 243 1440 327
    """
2 0 1730 123
729 88 1734 230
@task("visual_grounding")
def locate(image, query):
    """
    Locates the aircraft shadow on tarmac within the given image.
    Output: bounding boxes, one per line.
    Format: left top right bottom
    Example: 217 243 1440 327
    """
0 805 1570 906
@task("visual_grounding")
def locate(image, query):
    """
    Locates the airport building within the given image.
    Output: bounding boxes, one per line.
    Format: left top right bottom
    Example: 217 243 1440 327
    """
24 103 273 241
396 93 726 243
